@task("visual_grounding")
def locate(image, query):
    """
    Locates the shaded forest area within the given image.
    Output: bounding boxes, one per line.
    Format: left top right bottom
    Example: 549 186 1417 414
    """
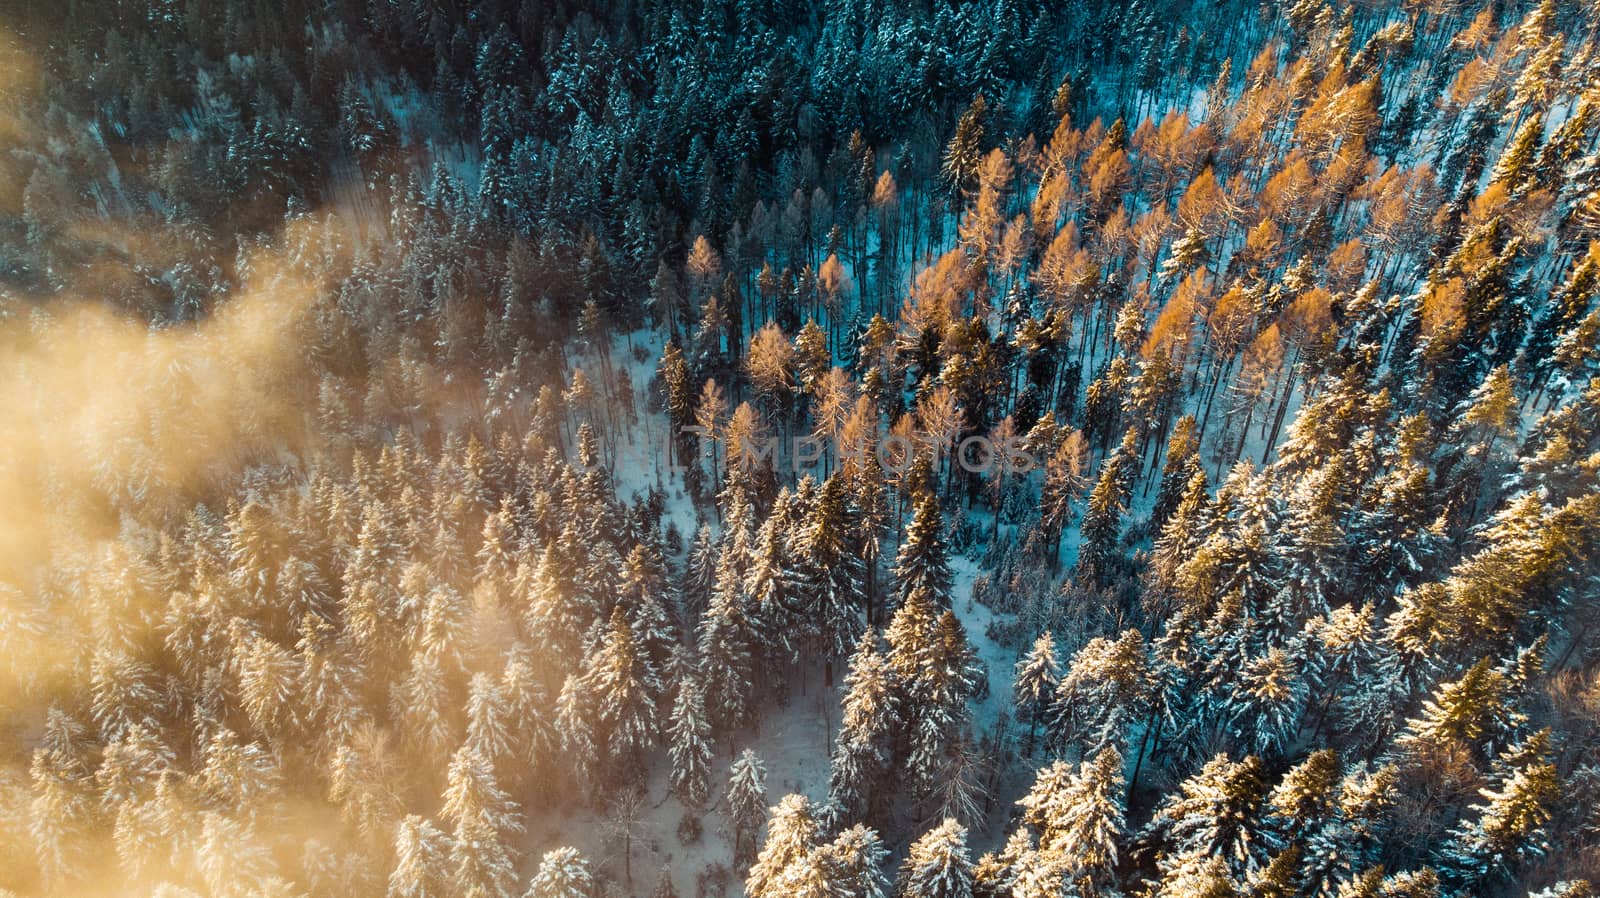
1 2 1599 898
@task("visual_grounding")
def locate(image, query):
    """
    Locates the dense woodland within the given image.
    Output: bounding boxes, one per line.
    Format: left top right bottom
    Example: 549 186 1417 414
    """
1 1 1599 897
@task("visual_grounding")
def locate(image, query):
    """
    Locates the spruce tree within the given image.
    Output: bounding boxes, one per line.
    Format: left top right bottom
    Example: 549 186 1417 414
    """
682 526 720 623
554 674 596 799
1013 631 1060 751
466 672 513 769
583 607 660 775
899 819 974 898
827 825 891 898
1051 629 1150 758
1264 748 1340 849
525 847 595 898
667 680 712 806
698 553 756 733
895 494 953 611
803 473 867 682
943 97 988 199
728 749 769 864
1018 747 1126 889
1228 647 1307 759
1440 730 1559 889
748 794 821 898
829 636 899 825
906 611 983 803
1396 657 1512 761
1151 415 1202 533
1076 438 1132 588
442 747 521 898
1142 753 1269 880
388 815 450 898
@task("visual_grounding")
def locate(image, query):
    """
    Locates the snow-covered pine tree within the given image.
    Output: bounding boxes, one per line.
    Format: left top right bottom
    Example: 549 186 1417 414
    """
1439 730 1559 890
442 745 521 898
943 96 988 199
899 818 974 898
825 824 891 898
29 711 98 885
1227 647 1307 759
729 749 769 864
95 723 175 813
1013 631 1060 752
1075 430 1134 588
1300 763 1399 895
667 679 712 806
829 635 900 826
1017 746 1126 890
1050 628 1150 758
500 650 555 787
1394 656 1513 762
747 794 821 898
234 632 300 740
477 499 518 605
885 584 941 684
895 493 953 611
553 674 596 799
746 497 807 670
698 552 756 733
525 846 595 898
801 473 867 685
908 612 983 801
682 525 720 623
388 815 450 898
1263 748 1340 850
1141 753 1269 882
197 727 283 823
441 744 522 840
1150 415 1202 533
466 671 513 769
621 543 678 667
583 606 660 777
525 546 591 665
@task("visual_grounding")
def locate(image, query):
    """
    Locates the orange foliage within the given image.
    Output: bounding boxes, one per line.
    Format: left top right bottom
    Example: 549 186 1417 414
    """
1298 71 1378 159
908 248 976 326
1132 206 1174 274
1246 39 1282 89
1031 170 1071 241
1097 206 1135 270
1131 117 1158 156
1087 148 1131 217
1451 8 1497 53
1326 240 1368 291
871 170 898 208
1261 153 1314 221
1035 221 1081 303
1361 163 1437 251
1042 114 1080 172
1284 286 1334 344
1243 219 1284 270
1143 270 1209 359
996 215 1031 280
1243 323 1285 380
1447 58 1494 107
1419 277 1467 341
1321 140 1376 202
1177 165 1227 233
1466 182 1510 230
1207 282 1256 358
1141 111 1213 201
